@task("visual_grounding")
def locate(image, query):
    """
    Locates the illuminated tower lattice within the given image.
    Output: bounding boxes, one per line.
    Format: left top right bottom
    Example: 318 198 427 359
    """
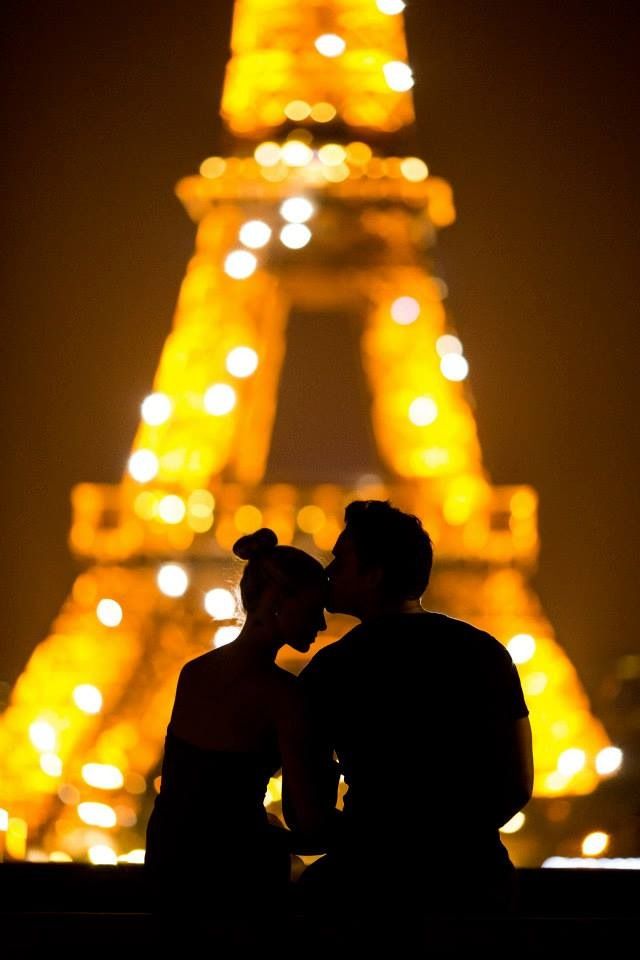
0 0 618 865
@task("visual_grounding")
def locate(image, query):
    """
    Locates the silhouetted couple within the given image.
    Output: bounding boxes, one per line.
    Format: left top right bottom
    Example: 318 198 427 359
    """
145 499 533 946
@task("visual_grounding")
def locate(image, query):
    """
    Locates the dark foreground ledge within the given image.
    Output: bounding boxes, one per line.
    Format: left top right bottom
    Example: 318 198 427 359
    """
1 863 638 953
1 862 638 915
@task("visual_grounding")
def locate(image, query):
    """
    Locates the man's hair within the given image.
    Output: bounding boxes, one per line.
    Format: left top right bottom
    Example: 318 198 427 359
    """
343 500 433 601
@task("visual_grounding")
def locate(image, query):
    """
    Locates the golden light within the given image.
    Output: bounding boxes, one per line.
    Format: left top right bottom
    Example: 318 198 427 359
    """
226 346 259 378
118 849 146 864
58 784 80 805
78 802 117 828
391 296 420 325
204 383 237 415
0 0 616 865
224 249 257 279
73 684 103 715
432 277 449 299
235 504 263 532
82 763 125 790
214 625 241 648
88 844 118 865
280 224 312 249
25 851 48 863
314 34 346 58
96 598 123 628
141 392 173 426
377 0 406 13
40 753 63 777
383 61 414 92
157 495 187 525
280 140 314 167
239 220 272 249
500 811 526 834
310 102 337 123
322 163 349 183
254 141 281 167
199 156 226 178
284 100 311 121
523 672 548 696
0 808 8 831
401 157 429 182
127 449 159 483
260 165 288 184
510 488 537 519
318 144 347 167
115 805 138 827
29 720 57 753
545 771 570 793
595 746 623 775
133 491 157 520
264 776 282 806
297 505 326 534
507 633 536 664
49 852 73 863
436 334 463 357
346 142 373 165
156 563 189 598
582 831 609 857
440 353 469 381
187 490 215 532
557 748 587 776
280 197 314 223
6 818 28 860
188 489 215 516
125 772 147 795
204 588 236 620
409 396 438 426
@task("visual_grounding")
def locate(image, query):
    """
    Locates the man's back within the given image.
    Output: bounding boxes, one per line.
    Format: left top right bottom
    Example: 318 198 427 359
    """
300 611 529 865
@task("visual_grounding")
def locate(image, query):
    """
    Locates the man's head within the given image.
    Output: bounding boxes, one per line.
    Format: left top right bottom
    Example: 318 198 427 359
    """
325 500 433 618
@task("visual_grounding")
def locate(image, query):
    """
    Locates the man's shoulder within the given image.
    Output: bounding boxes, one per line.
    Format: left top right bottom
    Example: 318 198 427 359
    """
426 611 496 640
423 612 509 656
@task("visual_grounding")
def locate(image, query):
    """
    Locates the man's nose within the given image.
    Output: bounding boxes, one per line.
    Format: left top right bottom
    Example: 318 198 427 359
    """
319 615 327 632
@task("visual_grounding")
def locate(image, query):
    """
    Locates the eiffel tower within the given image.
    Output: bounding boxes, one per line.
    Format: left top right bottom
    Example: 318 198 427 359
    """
0 0 616 865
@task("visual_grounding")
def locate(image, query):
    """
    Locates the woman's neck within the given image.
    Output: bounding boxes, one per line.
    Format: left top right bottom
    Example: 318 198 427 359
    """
231 618 280 665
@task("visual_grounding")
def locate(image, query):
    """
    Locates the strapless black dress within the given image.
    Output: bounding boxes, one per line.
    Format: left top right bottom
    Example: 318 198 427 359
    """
145 726 290 915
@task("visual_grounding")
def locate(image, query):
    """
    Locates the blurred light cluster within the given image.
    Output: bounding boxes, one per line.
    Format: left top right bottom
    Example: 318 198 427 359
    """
221 0 415 135
0 0 620 870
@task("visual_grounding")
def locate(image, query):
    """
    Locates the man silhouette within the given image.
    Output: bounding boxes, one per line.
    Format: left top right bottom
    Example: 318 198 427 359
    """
294 500 533 923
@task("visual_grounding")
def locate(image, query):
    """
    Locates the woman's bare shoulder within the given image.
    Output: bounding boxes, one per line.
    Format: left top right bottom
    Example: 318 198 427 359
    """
176 650 222 686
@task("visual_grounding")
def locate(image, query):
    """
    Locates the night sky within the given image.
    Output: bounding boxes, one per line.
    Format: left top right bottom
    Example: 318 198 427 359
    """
1 0 639 705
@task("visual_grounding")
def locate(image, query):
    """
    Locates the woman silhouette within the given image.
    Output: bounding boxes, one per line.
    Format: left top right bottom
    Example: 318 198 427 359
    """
145 528 331 943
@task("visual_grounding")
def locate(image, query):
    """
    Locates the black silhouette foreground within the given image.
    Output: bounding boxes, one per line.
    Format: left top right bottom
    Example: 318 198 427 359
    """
145 501 533 947
145 529 332 945
291 500 534 942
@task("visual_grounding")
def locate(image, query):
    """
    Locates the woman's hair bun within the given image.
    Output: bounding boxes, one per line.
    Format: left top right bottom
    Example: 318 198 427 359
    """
233 527 278 561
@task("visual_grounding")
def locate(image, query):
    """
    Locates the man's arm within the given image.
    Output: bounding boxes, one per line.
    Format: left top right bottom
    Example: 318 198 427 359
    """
276 678 339 836
492 715 534 828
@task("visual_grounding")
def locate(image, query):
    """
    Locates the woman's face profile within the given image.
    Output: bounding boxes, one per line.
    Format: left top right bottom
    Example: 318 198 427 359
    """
277 582 327 653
